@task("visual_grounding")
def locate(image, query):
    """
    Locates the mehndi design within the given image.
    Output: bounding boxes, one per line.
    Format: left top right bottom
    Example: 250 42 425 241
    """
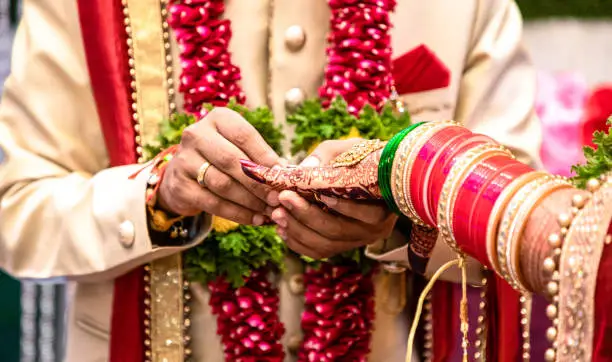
240 140 385 200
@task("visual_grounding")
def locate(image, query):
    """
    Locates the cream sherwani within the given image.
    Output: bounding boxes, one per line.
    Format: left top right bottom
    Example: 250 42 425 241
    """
0 0 541 361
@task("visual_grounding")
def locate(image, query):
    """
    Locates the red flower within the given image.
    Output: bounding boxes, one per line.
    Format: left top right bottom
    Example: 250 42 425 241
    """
208 269 285 361
298 263 376 362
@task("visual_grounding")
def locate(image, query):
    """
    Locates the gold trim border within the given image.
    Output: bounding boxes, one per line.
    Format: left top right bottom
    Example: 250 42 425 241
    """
558 184 612 361
123 0 185 361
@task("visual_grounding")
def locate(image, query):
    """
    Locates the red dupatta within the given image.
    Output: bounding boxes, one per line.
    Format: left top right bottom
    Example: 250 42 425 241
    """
77 1 145 361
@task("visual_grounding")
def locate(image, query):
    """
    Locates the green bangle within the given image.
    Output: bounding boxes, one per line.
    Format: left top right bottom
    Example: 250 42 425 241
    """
378 122 424 214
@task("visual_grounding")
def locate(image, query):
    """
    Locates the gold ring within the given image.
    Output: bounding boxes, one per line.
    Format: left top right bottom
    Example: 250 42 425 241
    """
196 161 211 187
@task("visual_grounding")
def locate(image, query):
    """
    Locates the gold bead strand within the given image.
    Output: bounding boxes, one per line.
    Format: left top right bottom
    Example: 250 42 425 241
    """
519 293 532 362
143 264 153 362
422 294 433 362
121 0 145 163
474 274 488 362
183 279 193 360
543 190 589 362
159 0 176 114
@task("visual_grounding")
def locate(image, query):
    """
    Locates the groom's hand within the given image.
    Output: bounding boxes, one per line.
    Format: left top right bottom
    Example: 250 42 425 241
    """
158 107 280 223
269 139 397 259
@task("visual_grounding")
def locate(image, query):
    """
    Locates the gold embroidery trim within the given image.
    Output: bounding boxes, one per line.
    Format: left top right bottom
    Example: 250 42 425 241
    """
557 184 612 361
124 0 184 360
126 0 168 145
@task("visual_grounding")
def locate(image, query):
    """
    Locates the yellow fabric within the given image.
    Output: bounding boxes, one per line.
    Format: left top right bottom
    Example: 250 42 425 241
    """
211 216 240 233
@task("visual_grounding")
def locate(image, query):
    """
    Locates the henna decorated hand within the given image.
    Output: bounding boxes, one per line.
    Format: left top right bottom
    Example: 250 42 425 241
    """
240 139 384 201
245 139 396 259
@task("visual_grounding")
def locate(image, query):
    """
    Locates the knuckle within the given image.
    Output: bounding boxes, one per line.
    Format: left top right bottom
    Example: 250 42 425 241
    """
201 194 220 212
230 127 251 148
217 152 236 170
210 174 233 193
165 178 184 200
181 124 200 145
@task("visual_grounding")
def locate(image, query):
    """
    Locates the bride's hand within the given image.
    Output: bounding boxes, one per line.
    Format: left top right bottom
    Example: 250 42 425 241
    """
240 139 384 201
242 139 394 259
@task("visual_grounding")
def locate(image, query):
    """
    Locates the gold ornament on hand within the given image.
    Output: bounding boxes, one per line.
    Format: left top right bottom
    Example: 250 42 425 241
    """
331 139 385 167
196 161 212 187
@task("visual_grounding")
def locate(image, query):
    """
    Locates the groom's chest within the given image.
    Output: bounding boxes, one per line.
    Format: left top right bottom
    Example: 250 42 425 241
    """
224 0 477 131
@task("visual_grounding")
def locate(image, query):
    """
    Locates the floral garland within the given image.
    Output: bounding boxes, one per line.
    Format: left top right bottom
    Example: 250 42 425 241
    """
150 0 409 361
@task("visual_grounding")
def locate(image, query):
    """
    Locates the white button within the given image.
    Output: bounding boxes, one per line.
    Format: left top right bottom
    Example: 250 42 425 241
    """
119 220 136 248
288 274 304 295
284 25 306 51
286 334 302 354
285 88 305 111
383 262 406 274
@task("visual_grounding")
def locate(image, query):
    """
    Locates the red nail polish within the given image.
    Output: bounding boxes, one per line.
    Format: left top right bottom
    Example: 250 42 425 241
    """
240 159 266 183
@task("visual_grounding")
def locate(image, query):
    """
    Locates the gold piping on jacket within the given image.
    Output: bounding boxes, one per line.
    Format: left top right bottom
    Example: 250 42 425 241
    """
122 0 185 361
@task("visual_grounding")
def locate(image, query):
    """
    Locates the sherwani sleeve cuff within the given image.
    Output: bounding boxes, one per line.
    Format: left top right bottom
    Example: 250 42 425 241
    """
84 163 212 280
366 229 484 286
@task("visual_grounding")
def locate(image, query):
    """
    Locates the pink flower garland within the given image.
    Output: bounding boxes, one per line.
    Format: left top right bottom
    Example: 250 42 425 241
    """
169 0 397 361
168 1 284 361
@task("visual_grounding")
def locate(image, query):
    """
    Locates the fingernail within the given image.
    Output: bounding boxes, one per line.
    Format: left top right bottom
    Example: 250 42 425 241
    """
252 214 265 226
300 156 320 167
276 228 287 240
271 209 287 228
240 159 266 183
267 191 280 206
279 199 293 210
320 195 338 207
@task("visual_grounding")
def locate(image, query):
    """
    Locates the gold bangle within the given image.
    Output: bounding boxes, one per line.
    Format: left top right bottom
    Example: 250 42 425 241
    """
505 177 572 291
496 176 564 289
486 171 548 275
437 143 513 254
391 120 458 227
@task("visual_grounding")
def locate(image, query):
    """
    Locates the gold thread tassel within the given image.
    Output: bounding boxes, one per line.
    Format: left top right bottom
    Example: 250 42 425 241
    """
405 255 470 362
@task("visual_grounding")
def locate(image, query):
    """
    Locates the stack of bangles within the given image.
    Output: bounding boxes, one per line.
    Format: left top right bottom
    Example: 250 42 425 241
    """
377 120 573 290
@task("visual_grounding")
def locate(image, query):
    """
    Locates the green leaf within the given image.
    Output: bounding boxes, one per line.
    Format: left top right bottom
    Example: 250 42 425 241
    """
572 116 612 188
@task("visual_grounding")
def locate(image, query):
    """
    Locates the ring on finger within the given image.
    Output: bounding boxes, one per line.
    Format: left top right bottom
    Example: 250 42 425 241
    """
196 161 212 187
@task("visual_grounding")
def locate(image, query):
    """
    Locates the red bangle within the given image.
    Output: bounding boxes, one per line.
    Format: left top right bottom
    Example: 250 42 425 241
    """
410 126 470 225
452 156 515 263
427 133 495 224
470 161 534 265
420 130 473 225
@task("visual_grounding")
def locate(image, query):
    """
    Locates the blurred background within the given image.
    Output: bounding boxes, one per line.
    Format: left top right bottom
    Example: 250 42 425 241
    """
0 0 610 361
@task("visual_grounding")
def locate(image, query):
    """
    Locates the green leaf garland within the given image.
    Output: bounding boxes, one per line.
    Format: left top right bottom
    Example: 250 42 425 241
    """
572 116 612 188
288 96 411 155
